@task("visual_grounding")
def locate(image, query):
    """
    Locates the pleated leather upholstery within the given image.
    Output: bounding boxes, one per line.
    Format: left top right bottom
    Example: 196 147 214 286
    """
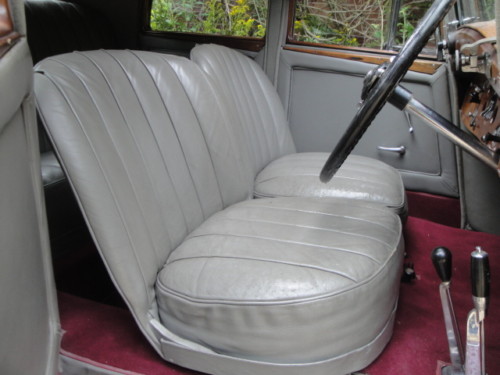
191 44 407 216
35 50 404 374
35 50 253 347
158 197 403 364
191 44 296 176
255 153 406 216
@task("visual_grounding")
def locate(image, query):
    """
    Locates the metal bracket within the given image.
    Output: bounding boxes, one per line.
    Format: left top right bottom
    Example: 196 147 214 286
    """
459 37 497 77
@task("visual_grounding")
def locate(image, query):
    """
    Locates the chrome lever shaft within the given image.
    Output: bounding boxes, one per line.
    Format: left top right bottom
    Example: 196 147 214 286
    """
440 283 465 373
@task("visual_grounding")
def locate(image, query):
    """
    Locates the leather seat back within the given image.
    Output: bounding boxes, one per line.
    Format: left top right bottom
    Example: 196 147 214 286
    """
191 44 296 175
35 50 253 349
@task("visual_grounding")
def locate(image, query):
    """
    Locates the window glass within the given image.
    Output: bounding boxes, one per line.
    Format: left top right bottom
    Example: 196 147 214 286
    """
480 0 496 20
292 0 433 51
150 0 267 38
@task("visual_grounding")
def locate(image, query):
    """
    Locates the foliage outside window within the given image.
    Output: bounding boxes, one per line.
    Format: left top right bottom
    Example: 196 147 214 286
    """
150 0 267 38
480 0 496 20
292 0 433 50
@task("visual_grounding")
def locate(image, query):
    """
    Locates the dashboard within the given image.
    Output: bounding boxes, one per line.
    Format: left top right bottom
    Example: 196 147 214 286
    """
453 21 500 157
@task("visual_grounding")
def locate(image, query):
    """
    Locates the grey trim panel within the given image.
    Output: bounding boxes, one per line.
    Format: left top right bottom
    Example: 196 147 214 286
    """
277 49 458 197
461 150 500 235
0 36 61 375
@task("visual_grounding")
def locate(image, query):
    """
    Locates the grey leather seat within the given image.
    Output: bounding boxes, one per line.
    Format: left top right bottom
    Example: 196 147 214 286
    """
35 50 403 375
191 44 407 216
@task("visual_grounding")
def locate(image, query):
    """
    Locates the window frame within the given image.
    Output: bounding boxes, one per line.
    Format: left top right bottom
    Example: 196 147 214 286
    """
142 0 266 52
286 0 439 60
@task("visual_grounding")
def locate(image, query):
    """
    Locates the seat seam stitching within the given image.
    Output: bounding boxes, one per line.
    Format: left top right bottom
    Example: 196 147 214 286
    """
166 254 360 281
186 232 382 262
128 50 208 222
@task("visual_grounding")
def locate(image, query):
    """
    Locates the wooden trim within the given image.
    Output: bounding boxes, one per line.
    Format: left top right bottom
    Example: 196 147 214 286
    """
0 0 13 38
0 0 20 58
142 30 265 52
287 39 435 59
286 0 296 42
283 46 443 75
0 32 20 59
460 20 496 39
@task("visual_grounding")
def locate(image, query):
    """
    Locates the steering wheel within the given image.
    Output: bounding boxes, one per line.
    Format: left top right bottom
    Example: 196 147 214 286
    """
320 0 457 183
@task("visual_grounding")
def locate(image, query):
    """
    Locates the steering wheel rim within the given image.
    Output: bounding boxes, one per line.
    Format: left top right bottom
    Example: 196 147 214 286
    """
320 0 457 183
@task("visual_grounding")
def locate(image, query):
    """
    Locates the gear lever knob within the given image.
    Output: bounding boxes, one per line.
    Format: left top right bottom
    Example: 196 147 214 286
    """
471 247 490 299
432 246 452 283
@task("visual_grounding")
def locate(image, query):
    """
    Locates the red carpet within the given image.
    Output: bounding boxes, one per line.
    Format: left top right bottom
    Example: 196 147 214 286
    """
57 203 499 374
406 191 461 228
364 217 499 375
58 292 203 374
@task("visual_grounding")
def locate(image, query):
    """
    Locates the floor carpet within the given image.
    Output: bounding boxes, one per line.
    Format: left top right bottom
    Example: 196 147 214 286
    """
364 216 499 375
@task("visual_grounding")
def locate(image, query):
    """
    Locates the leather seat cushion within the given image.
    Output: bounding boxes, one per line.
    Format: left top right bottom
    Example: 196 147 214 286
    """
255 153 407 217
156 197 403 364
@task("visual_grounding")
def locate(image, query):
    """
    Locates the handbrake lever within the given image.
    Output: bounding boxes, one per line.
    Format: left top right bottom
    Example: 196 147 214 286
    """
465 247 490 375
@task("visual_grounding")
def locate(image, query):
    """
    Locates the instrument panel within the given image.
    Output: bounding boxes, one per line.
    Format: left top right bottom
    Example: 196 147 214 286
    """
453 21 500 156
462 81 500 154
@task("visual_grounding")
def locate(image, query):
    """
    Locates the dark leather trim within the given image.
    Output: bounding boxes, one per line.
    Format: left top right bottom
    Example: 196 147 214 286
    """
25 0 116 63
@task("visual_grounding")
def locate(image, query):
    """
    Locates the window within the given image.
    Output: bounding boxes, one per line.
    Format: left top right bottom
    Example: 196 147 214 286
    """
291 0 434 52
149 0 268 38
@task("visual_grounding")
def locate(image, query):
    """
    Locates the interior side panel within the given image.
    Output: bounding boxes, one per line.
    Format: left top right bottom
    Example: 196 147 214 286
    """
0 41 60 375
277 50 458 197
0 0 60 372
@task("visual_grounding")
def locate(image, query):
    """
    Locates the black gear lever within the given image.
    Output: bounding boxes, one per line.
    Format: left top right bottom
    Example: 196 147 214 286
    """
431 247 465 375
432 246 453 283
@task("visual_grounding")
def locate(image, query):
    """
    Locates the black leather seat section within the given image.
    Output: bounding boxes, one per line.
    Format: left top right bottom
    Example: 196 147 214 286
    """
25 0 115 65
25 0 116 250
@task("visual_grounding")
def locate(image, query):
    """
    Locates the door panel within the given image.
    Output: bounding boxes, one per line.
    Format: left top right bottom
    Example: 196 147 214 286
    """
0 1 60 374
277 49 459 197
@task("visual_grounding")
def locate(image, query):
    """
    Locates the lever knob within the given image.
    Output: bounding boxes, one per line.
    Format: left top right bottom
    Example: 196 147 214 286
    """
432 247 452 283
471 247 490 299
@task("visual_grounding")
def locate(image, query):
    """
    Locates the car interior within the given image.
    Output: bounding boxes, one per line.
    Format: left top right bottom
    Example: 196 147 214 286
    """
0 0 499 374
